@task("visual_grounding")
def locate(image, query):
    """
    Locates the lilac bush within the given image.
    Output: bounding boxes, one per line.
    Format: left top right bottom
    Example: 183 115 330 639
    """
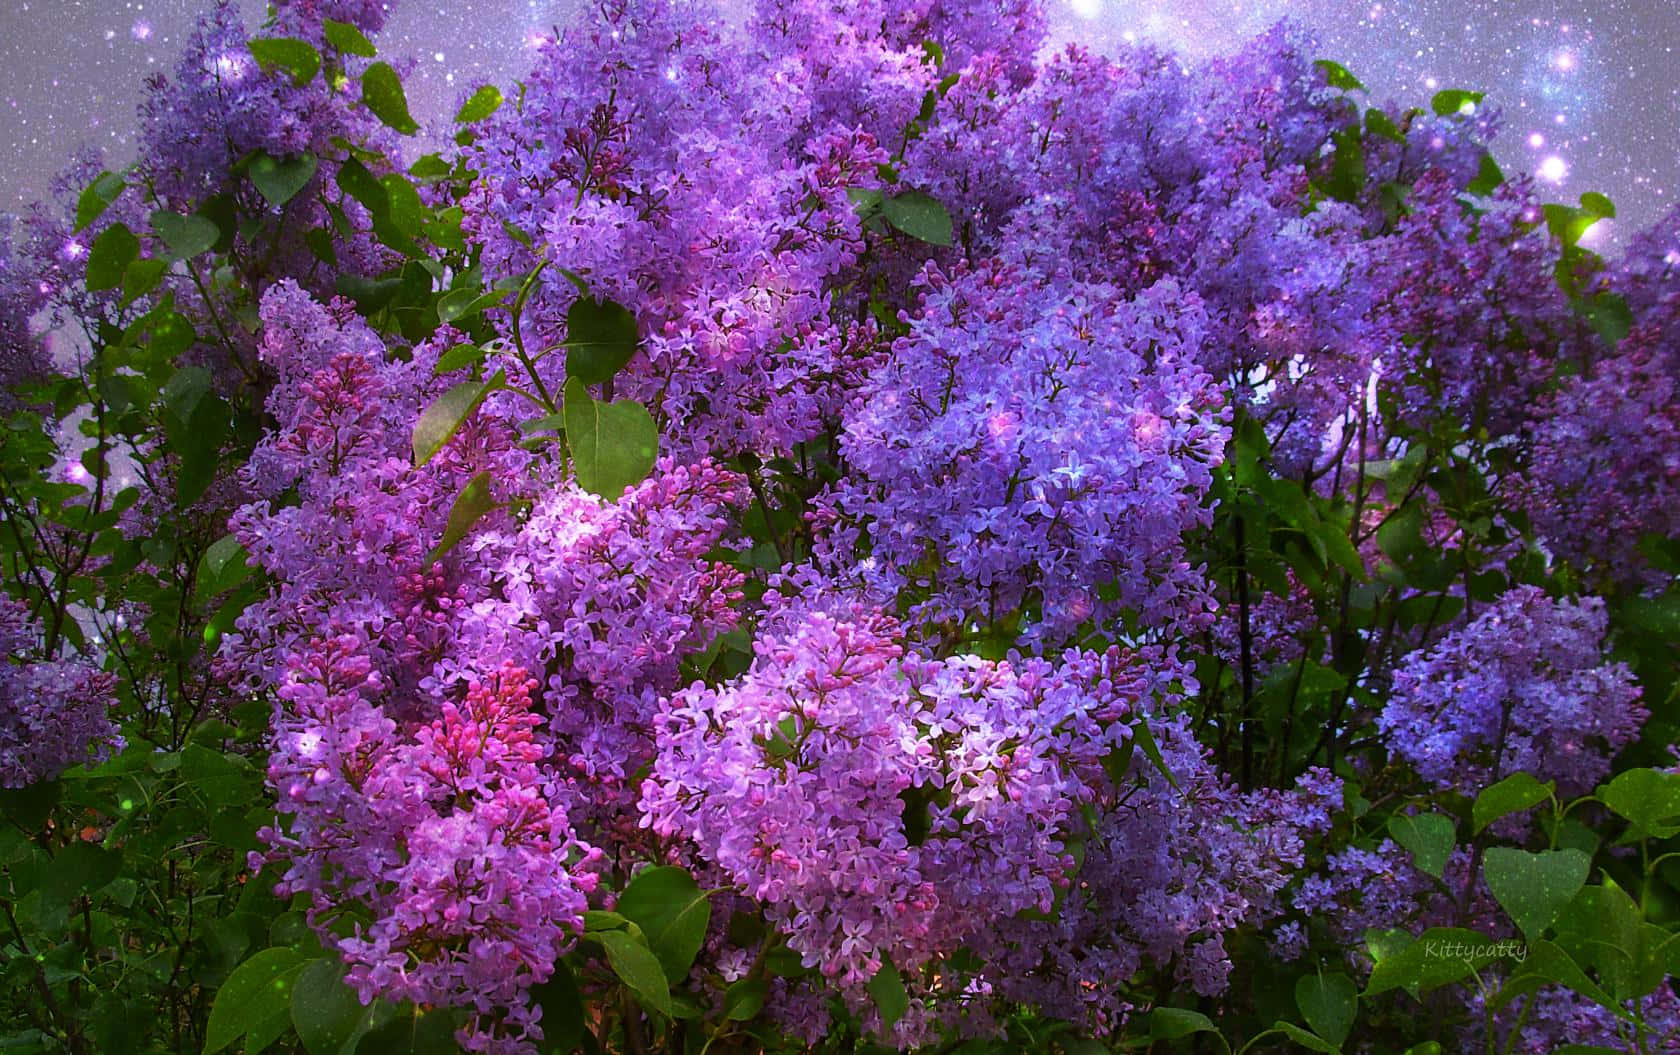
1 0 1678 1052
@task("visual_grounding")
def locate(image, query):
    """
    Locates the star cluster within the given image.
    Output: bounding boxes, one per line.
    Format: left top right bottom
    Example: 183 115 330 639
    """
0 0 1674 243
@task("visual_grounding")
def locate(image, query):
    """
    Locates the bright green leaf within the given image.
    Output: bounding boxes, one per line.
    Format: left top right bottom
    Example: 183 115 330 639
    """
1314 59 1366 92
248 37 321 84
616 866 713 984
75 171 125 232
563 377 658 498
597 928 674 1018
362 62 419 134
1473 773 1552 834
412 371 504 466
203 947 310 1054
455 85 503 124
322 19 377 57
882 189 953 247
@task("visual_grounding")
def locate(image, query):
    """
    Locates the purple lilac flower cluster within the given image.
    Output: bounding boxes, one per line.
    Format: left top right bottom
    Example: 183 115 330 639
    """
0 596 122 788
830 260 1228 647
1378 586 1645 797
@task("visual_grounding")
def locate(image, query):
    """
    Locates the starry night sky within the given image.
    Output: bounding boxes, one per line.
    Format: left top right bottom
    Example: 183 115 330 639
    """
1 0 1676 247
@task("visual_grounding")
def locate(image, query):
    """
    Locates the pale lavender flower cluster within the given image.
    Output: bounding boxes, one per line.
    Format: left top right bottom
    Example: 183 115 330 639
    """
1378 586 1645 797
0 596 122 789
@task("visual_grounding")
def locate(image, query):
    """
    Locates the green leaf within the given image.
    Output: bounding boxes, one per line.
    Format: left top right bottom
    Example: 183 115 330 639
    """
86 223 140 291
1387 813 1455 881
322 19 377 57
75 171 126 232
1314 59 1366 92
380 174 425 237
1599 768 1680 840
615 866 713 984
1131 718 1178 790
249 152 319 208
362 62 419 134
412 371 504 466
867 959 909 1032
122 256 168 307
1431 89 1484 116
196 534 252 599
564 296 640 384
597 928 674 1018
433 343 486 375
530 961 583 1055
1466 150 1505 196
248 37 321 84
337 157 388 214
354 1007 458 1055
1295 972 1356 1047
290 958 367 1055
203 946 310 1054
429 472 498 562
1149 1007 1218 1040
455 85 503 123
1483 847 1590 940
722 978 767 1022
563 377 658 498
882 189 953 247
1579 191 1616 219
1473 772 1552 834
1269 1022 1337 1053
1496 937 1626 1019
45 841 121 904
1364 928 1506 996
150 210 220 260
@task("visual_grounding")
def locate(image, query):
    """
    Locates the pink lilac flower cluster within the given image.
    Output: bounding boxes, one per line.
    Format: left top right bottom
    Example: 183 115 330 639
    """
258 646 599 1053
1378 586 1646 797
0 596 122 788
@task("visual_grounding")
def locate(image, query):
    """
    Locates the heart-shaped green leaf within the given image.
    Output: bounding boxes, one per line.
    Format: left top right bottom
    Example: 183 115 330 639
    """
563 377 658 498
564 296 639 385
1388 813 1455 880
1483 847 1590 940
150 210 220 259
249 152 319 208
1600 768 1680 840
1295 971 1357 1047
